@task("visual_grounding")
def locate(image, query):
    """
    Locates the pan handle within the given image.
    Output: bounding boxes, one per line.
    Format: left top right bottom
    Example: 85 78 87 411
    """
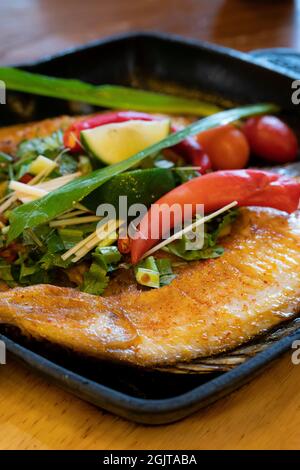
250 48 300 80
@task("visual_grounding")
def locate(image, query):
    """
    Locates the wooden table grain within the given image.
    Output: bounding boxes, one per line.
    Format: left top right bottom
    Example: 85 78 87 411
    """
1 0 300 450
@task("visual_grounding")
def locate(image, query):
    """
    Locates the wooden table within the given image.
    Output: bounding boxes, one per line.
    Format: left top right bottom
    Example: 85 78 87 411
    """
1 0 300 450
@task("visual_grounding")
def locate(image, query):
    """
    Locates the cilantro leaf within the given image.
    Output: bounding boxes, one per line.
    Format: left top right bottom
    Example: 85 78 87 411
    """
39 252 72 270
81 262 109 295
15 131 64 165
81 246 122 295
163 209 238 261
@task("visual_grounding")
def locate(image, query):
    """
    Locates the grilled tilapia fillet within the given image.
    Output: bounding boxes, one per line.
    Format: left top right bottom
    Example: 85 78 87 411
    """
0 208 299 366
1 117 300 366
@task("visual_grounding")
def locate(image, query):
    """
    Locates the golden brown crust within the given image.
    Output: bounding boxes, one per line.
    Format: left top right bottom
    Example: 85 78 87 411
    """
0 208 299 366
0 116 77 155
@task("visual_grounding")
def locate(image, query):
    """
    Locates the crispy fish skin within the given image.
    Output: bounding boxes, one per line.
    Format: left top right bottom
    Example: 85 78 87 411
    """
0 284 139 359
0 208 299 367
0 116 76 155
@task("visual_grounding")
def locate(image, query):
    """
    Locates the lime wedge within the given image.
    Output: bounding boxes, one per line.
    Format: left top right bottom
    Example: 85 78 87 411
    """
81 119 170 164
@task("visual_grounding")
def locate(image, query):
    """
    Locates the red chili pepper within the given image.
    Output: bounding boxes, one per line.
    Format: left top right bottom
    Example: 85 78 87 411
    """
64 111 210 173
64 111 154 151
0 242 25 263
130 169 300 264
118 236 132 254
19 173 33 184
171 124 211 172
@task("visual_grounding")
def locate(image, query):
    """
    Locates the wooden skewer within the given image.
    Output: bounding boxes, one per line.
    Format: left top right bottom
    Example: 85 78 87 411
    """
141 201 238 259
0 193 17 214
71 236 101 263
61 230 98 261
69 220 123 263
49 215 101 227
56 209 89 219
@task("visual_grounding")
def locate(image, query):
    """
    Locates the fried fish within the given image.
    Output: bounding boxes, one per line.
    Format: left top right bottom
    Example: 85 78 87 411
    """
0 207 299 367
0 118 300 368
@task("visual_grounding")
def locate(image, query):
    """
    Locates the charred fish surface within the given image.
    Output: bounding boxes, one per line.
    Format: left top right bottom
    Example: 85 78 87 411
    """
0 207 299 366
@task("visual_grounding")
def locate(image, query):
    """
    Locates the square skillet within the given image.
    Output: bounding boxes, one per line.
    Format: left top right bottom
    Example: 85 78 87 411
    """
0 32 300 424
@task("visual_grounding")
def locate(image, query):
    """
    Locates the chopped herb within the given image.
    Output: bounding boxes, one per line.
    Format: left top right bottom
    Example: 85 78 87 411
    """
0 259 14 281
92 246 122 270
39 252 72 270
143 256 160 272
156 258 176 286
46 230 65 253
164 237 224 260
0 152 14 182
56 153 78 176
21 269 51 285
163 209 238 261
135 267 160 288
25 228 44 249
19 263 39 280
135 256 176 288
58 228 83 250
81 262 109 295
15 130 64 167
208 207 238 238
81 246 122 295
23 225 52 248
0 152 13 163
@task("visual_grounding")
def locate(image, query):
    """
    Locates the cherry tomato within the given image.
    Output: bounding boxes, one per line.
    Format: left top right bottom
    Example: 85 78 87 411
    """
197 124 250 170
242 115 298 163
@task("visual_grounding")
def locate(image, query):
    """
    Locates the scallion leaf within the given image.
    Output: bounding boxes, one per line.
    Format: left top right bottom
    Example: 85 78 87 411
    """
93 246 121 268
0 67 221 116
135 256 175 288
156 258 176 287
0 152 13 163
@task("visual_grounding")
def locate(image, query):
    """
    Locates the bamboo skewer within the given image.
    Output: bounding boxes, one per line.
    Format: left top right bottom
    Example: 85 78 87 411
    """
49 215 101 227
141 201 238 259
